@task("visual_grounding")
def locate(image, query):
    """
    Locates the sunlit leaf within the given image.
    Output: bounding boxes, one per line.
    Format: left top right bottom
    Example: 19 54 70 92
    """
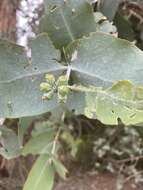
84 81 143 125
23 155 55 190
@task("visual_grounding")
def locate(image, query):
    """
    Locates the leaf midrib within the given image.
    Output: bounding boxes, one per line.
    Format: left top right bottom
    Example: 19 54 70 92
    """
32 159 52 190
59 8 75 42
0 67 66 84
71 66 113 84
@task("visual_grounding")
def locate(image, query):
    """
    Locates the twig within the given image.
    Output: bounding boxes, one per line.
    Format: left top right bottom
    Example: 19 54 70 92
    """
48 127 61 165
51 128 61 155
124 170 143 183
116 155 143 164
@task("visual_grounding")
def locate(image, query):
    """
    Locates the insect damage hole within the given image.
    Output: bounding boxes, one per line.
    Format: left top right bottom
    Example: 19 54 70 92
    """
111 110 115 114
34 67 38 71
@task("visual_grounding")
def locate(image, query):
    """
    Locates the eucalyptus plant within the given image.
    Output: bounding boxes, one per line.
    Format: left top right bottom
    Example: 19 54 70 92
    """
0 0 143 190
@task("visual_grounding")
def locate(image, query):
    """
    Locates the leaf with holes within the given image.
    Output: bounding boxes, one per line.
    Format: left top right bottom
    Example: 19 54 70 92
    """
84 81 143 125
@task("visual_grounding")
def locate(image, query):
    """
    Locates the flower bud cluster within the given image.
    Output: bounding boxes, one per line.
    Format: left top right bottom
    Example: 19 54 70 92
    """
40 74 56 100
57 75 70 103
40 73 70 103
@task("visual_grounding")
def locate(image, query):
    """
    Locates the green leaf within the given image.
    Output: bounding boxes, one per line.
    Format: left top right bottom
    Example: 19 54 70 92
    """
67 86 99 117
98 0 121 21
39 0 97 49
0 34 65 118
66 32 143 87
22 131 55 156
96 81 143 125
0 127 21 159
18 114 50 147
84 81 143 125
66 91 87 115
52 158 68 179
23 155 55 190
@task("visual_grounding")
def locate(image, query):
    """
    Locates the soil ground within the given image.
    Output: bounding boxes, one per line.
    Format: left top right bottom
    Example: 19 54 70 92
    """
0 171 142 190
54 172 143 190
0 158 142 190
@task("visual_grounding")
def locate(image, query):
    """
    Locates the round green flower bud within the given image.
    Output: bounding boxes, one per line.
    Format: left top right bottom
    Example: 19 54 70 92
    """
58 85 69 96
58 86 69 103
40 82 51 92
57 75 68 86
45 74 55 84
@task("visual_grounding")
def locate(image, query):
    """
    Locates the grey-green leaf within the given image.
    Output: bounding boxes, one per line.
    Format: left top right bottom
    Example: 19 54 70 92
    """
98 0 121 21
0 127 21 159
18 116 37 147
23 155 55 190
39 0 97 49
0 34 65 118
66 32 143 87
